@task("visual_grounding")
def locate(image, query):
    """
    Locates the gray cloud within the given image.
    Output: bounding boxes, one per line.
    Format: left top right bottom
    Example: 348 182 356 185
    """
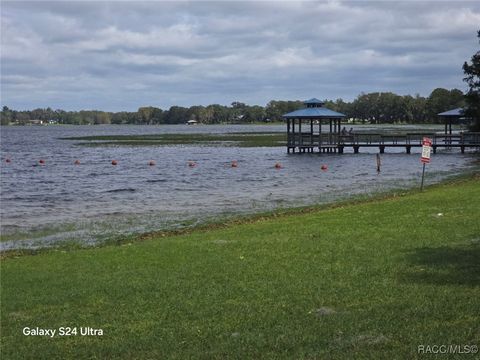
1 0 479 111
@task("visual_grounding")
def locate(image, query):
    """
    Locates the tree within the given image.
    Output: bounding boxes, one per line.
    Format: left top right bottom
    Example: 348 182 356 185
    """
164 106 189 124
138 107 156 124
94 112 111 125
265 100 302 122
403 94 427 123
187 106 206 123
207 104 230 123
332 99 351 118
111 112 129 124
425 88 464 122
15 112 30 125
463 30 480 131
243 105 265 123
426 88 451 122
1 106 12 125
151 108 164 124
351 93 374 123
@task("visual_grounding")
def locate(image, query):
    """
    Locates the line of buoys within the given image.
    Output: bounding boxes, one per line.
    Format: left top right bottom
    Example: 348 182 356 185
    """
321 164 328 171
7 159 296 171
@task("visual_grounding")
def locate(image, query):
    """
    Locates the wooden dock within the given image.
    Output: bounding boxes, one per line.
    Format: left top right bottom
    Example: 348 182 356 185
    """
287 132 480 154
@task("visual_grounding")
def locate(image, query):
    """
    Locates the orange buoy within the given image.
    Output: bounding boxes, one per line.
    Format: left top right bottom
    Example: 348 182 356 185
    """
111 160 118 166
5 158 11 164
74 159 81 165
274 162 282 169
231 160 238 168
149 160 156 166
39 159 45 165
321 164 328 171
188 161 196 167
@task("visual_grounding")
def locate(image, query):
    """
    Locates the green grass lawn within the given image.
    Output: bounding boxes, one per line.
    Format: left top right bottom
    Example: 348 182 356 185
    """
1 177 479 359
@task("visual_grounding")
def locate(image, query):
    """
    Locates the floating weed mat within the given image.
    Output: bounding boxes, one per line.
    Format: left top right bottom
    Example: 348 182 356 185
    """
62 132 287 147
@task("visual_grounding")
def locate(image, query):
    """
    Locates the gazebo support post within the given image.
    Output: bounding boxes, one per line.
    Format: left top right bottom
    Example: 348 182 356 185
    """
299 119 302 150
292 118 296 152
319 120 322 150
287 119 291 153
310 119 313 152
329 119 332 145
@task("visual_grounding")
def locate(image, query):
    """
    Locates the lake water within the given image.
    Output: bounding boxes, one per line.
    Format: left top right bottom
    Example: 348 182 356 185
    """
1 124 478 250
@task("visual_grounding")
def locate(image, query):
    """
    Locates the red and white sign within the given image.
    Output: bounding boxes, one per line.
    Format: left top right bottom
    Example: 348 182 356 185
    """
422 137 432 147
421 137 432 163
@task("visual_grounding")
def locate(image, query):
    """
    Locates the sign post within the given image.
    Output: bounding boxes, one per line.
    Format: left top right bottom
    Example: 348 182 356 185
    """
420 137 432 191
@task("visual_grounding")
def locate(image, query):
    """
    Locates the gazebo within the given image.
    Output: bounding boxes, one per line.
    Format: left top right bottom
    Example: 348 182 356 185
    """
283 98 346 153
437 107 464 134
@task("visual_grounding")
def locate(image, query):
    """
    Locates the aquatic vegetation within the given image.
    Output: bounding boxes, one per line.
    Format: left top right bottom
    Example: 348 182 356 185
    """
62 132 287 147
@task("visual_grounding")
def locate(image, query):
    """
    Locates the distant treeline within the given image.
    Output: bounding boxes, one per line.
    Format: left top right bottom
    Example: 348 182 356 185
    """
0 88 464 125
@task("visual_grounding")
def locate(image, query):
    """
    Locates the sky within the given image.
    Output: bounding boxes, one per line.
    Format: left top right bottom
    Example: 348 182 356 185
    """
1 0 480 111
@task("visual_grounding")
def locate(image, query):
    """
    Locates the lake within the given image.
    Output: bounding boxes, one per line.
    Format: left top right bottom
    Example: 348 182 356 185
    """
1 124 478 250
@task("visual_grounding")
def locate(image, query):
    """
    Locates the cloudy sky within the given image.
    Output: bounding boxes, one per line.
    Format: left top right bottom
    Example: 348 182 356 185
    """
1 1 479 111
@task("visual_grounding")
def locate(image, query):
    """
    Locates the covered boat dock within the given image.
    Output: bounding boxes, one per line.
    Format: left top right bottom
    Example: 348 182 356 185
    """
283 98 346 153
283 101 480 154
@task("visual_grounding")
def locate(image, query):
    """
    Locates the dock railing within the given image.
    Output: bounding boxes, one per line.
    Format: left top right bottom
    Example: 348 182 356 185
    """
288 131 480 150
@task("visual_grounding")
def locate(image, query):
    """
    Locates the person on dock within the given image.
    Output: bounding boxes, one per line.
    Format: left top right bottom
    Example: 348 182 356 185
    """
341 127 347 135
348 127 354 135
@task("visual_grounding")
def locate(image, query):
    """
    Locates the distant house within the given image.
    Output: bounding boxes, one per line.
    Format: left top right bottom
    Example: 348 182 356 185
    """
28 119 44 125
186 119 198 125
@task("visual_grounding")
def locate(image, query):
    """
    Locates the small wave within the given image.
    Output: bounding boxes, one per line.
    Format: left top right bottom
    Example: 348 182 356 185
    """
105 188 136 193
238 177 264 182
173 187 197 192
146 179 167 183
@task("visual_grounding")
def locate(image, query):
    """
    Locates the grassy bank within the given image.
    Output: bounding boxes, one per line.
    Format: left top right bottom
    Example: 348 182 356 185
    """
1 178 479 359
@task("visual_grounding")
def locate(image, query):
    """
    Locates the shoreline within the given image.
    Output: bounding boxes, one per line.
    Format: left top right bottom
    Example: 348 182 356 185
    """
2 170 478 259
